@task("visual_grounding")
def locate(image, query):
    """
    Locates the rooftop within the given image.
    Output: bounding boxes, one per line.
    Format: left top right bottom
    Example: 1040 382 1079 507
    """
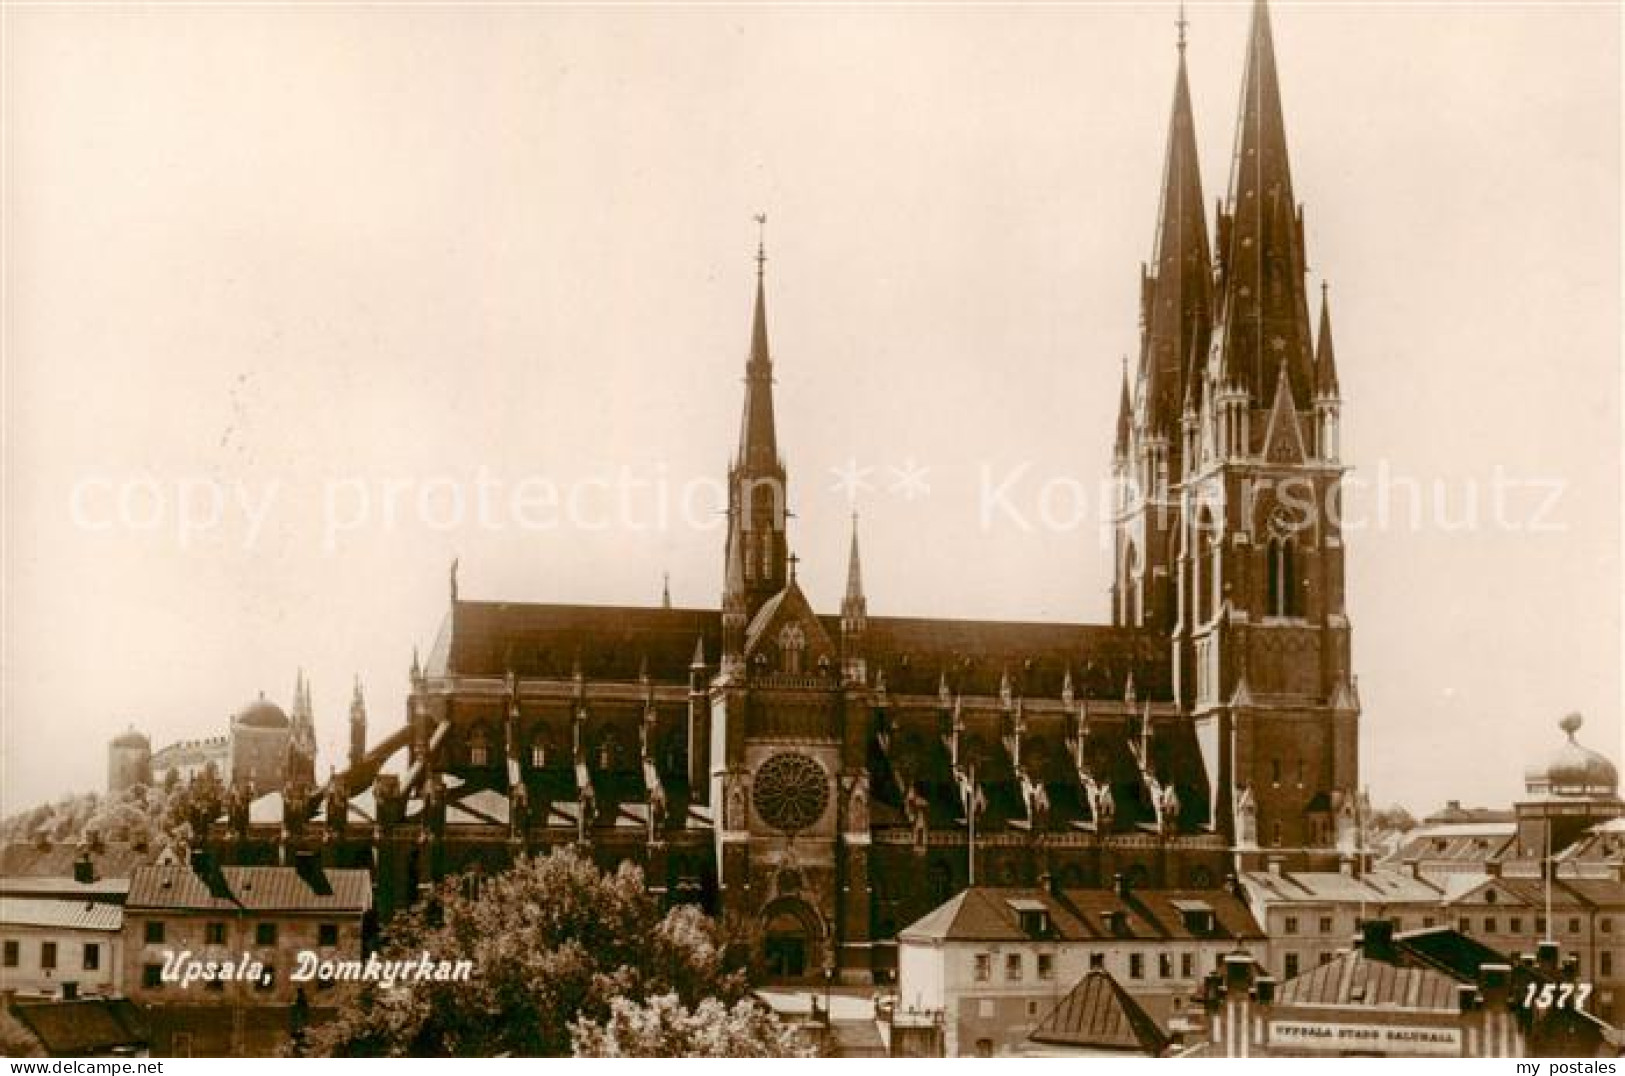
898 885 1263 944
127 863 372 914
1028 969 1171 1055
0 896 123 932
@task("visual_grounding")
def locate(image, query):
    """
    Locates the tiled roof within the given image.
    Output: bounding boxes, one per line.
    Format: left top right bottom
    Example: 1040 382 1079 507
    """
0 841 159 880
10 1000 148 1055
1240 869 1443 906
127 864 372 914
0 897 123 932
0 876 130 901
898 885 1262 944
1277 948 1463 1011
1029 969 1171 1054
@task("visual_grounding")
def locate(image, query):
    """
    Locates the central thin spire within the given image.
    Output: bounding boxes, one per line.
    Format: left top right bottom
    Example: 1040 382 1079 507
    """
739 213 778 468
725 216 789 622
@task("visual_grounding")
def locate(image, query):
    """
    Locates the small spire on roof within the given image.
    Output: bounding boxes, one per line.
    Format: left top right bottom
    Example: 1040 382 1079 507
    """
661 571 672 610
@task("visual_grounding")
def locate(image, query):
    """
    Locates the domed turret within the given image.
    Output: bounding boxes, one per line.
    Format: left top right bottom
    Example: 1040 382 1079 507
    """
233 692 290 730
111 725 150 750
1527 713 1618 796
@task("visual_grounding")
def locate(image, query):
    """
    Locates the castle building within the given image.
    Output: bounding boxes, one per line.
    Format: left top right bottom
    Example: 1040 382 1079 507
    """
107 727 152 795
204 0 1362 986
120 674 319 794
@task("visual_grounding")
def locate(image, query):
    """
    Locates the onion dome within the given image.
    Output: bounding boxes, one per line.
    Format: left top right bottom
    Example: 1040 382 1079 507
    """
1537 713 1618 795
233 692 290 730
110 725 150 749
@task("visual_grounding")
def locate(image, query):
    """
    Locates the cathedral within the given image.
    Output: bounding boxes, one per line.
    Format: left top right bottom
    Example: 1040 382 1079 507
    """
202 0 1362 986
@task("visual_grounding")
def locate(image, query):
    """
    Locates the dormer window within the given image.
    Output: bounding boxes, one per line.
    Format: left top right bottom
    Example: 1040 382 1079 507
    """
1174 900 1216 935
1007 898 1051 939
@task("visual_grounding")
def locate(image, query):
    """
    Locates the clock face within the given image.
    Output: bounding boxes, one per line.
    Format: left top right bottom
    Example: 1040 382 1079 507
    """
752 753 829 833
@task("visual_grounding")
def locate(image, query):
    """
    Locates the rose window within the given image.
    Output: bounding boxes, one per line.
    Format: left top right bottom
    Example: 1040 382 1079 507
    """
752 753 829 832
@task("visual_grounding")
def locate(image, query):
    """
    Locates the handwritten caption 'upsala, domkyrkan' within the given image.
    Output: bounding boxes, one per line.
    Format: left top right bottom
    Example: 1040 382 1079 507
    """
160 949 474 988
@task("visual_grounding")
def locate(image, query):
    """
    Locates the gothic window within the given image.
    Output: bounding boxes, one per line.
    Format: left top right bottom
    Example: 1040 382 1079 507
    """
469 729 490 767
761 535 772 579
1123 541 1141 626
743 535 754 582
1267 537 1299 617
1195 513 1219 624
777 623 806 675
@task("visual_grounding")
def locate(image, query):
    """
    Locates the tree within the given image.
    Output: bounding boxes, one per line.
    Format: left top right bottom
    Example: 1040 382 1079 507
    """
309 847 782 1058
1369 803 1418 833
571 994 815 1058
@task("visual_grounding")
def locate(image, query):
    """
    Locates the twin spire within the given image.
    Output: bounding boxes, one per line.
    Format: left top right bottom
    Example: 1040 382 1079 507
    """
1128 0 1334 447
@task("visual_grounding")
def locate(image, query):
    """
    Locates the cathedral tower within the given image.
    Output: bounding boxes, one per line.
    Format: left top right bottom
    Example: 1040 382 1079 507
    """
1114 10 1213 633
1175 0 1359 865
722 222 790 637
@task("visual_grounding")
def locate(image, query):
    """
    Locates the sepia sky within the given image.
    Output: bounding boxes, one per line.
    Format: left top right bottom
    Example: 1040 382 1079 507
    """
2 2 1619 817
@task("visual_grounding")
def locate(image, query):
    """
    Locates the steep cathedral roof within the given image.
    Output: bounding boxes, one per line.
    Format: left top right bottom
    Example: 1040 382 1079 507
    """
1209 0 1316 407
425 599 1169 700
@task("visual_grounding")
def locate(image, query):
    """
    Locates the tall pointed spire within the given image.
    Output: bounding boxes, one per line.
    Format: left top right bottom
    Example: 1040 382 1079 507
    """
725 216 790 619
1114 358 1133 460
1137 10 1212 441
842 513 866 625
1315 282 1340 398
1211 0 1315 406
738 213 779 470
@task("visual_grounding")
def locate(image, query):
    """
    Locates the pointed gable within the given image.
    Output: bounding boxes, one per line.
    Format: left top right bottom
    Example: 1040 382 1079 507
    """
1261 362 1308 464
744 580 835 672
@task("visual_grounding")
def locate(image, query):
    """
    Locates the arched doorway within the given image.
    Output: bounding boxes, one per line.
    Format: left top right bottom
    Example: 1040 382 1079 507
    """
759 899 822 982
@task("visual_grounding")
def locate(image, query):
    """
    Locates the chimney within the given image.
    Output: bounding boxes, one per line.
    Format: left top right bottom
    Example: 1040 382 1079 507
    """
294 849 331 895
1338 856 1354 876
1225 873 1245 899
1456 983 1478 1014
1223 953 1254 996
1266 855 1284 877
1114 872 1130 900
1478 962 1512 1005
1254 975 1277 1003
1359 918 1396 962
1403 858 1422 880
1484 859 1502 878
1535 941 1560 976
1446 800 1461 812
1560 955 1580 982
72 852 95 885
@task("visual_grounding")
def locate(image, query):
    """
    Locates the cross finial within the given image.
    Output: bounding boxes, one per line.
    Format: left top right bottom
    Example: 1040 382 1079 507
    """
753 213 767 279
1176 2 1188 51
787 551 799 581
